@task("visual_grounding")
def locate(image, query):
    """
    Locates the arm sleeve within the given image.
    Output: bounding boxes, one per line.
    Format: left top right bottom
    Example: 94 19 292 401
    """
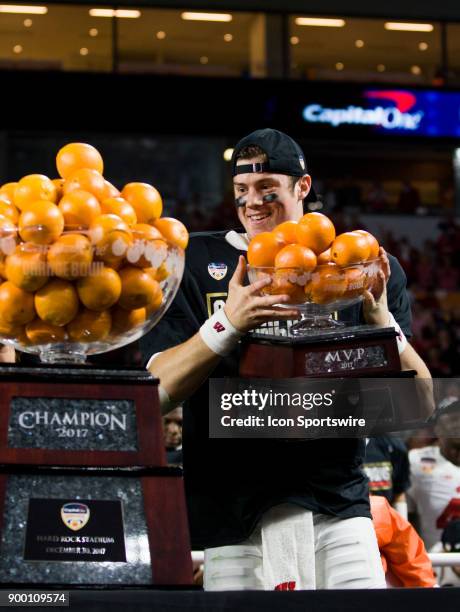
386 254 412 338
382 499 436 588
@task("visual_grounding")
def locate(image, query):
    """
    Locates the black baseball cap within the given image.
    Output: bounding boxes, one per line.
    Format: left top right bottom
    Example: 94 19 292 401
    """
442 520 460 552
231 128 318 203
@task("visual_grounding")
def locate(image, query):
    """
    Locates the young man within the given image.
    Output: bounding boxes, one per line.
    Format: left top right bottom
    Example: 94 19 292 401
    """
144 128 430 590
407 401 460 550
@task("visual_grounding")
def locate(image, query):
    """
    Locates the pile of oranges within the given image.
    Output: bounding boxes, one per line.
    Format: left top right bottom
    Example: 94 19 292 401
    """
247 212 380 305
0 142 188 347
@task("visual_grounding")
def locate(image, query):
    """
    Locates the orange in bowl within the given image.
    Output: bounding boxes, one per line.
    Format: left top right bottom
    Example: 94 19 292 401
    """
154 217 189 250
118 266 162 310
47 233 93 280
331 231 371 267
63 168 106 202
354 230 380 259
14 174 57 210
270 269 308 304
58 190 101 229
295 212 335 255
122 182 163 224
272 221 298 245
5 243 48 292
18 201 64 245
307 263 347 304
56 142 104 179
342 266 368 299
274 244 317 272
247 232 284 267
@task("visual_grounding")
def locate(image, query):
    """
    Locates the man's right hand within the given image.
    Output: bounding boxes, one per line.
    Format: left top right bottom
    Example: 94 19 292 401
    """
224 256 300 333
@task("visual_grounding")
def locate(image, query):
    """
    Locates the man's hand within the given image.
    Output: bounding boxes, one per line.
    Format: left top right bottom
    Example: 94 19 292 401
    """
362 247 391 327
224 256 299 333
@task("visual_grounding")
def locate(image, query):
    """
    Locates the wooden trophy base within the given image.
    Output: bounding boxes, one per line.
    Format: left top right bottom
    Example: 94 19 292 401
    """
239 326 402 378
0 365 193 586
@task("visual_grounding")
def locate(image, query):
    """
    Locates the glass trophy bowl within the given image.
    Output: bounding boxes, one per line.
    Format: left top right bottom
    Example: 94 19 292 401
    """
247 257 383 336
0 226 184 364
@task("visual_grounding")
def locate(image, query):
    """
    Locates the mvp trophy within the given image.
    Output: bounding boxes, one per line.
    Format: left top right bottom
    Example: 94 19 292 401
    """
238 260 427 433
241 259 402 379
0 242 193 587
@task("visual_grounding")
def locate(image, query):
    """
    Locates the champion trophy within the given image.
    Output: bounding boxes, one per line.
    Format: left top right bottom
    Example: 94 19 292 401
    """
0 212 192 586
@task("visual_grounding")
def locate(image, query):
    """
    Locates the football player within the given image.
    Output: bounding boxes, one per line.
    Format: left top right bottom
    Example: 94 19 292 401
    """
144 128 431 590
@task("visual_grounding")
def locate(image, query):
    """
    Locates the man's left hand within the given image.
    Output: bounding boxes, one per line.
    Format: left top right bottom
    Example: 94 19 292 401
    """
362 247 391 327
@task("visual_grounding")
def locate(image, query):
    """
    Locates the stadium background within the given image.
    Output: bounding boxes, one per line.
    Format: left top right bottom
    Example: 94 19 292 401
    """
0 0 459 604
0 0 458 377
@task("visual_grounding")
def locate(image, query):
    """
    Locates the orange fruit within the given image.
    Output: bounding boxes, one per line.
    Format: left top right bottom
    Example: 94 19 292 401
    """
0 199 19 224
354 230 380 260
151 262 169 282
34 279 79 326
247 232 284 267
101 180 120 200
0 214 18 242
118 266 162 310
63 168 106 202
121 183 163 224
5 243 48 291
111 305 147 334
58 190 101 229
129 224 167 268
131 223 163 242
307 263 347 304
133 238 168 269
0 281 36 324
274 244 317 272
52 178 65 200
25 319 67 344
0 316 23 338
0 182 18 203
47 233 93 280
154 217 188 250
56 143 104 179
14 174 57 210
145 286 164 314
273 221 298 245
331 232 371 267
67 308 111 342
101 197 137 226
295 212 336 255
77 266 122 311
317 248 332 265
269 270 307 304
145 263 170 283
18 201 64 245
89 214 132 264
342 267 367 299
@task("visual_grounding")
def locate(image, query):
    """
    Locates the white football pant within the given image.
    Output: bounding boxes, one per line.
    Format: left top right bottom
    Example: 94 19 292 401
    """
204 504 386 590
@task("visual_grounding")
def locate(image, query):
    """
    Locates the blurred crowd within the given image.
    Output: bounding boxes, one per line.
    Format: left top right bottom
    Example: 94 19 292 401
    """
381 216 460 377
